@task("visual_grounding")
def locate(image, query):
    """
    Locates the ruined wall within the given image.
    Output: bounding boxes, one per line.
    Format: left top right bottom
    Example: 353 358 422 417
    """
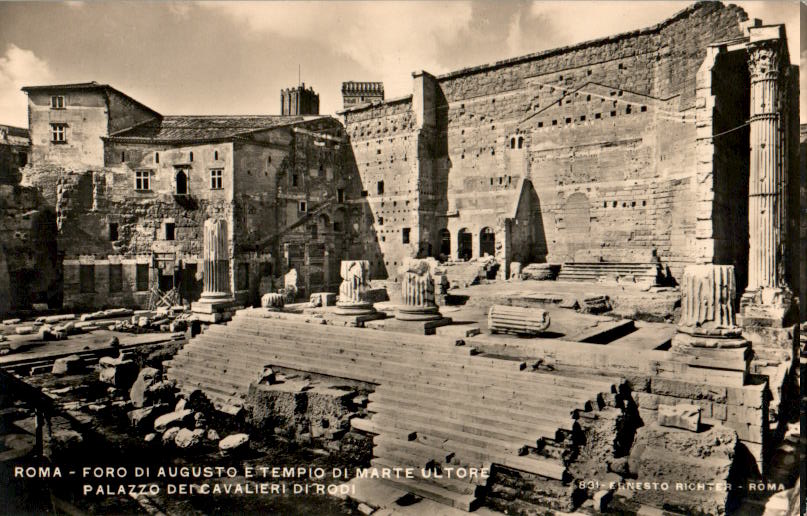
0 126 30 185
343 98 419 279
0 185 59 314
271 122 361 297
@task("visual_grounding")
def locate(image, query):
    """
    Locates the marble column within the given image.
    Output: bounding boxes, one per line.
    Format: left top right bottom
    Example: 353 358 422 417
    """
192 218 233 318
335 260 375 316
396 259 442 321
745 39 786 293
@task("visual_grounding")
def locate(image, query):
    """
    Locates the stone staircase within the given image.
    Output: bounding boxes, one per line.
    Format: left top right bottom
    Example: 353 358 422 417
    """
164 308 625 511
557 262 662 285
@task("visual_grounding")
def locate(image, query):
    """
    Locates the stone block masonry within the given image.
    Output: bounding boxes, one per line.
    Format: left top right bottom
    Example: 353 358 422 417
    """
342 2 755 284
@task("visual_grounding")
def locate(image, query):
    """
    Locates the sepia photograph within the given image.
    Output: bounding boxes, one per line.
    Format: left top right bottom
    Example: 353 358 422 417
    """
0 1 803 514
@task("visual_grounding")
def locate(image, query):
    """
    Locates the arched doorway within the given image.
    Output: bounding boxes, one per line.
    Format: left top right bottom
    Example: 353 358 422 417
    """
175 169 188 195
438 229 451 258
480 227 495 257
458 228 472 261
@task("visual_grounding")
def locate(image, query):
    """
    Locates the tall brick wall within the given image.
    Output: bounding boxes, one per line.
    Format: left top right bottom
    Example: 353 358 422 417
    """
343 2 751 283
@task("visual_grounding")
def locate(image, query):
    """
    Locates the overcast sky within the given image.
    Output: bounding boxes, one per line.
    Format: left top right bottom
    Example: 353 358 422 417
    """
0 1 801 128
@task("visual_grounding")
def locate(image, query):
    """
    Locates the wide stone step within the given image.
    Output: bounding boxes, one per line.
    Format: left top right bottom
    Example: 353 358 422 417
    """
192 328 618 394
365 399 561 445
376 472 480 511
373 433 567 481
368 411 543 456
368 391 576 434
174 338 598 409
230 312 462 349
207 320 467 358
372 378 583 423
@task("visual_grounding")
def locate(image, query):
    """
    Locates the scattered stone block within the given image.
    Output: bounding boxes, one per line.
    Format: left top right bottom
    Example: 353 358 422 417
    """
138 317 150 327
658 404 701 432
43 314 75 324
99 356 138 389
130 367 160 407
219 433 249 456
144 433 157 443
174 428 205 449
52 355 83 375
207 429 220 441
357 502 375 515
14 325 34 335
161 427 180 445
3 318 21 325
175 399 187 412
128 404 168 430
521 263 558 281
154 410 194 433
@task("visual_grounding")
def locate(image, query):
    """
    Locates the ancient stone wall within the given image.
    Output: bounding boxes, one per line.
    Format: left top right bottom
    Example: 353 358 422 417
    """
0 184 60 314
343 2 749 283
343 98 419 279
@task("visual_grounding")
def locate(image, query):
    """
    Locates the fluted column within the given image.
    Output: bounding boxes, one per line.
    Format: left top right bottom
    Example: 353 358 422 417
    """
746 40 785 291
396 259 441 321
200 218 231 299
335 260 375 315
678 264 740 337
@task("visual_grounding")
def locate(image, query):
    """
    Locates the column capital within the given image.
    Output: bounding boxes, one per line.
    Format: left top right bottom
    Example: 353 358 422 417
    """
747 39 783 82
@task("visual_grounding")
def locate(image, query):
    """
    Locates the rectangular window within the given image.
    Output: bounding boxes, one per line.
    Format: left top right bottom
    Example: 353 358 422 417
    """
135 264 149 292
50 96 65 109
299 201 307 212
210 169 223 189
108 223 118 241
402 227 410 244
337 189 345 203
50 124 66 143
109 264 122 293
310 224 318 238
292 174 299 187
135 170 150 191
377 181 384 195
79 265 95 293
164 222 175 241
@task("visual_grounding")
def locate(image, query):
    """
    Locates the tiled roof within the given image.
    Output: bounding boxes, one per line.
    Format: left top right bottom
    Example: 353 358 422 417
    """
108 115 326 142
21 81 108 92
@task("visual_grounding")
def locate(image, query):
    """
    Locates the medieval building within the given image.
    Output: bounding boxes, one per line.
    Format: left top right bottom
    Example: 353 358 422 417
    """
18 82 355 310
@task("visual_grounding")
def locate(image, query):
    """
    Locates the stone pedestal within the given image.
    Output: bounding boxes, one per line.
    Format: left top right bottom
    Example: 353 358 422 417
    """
192 219 233 322
671 265 750 387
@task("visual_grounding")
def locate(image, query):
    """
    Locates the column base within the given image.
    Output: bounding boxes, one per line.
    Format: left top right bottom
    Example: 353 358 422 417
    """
395 305 443 322
334 302 376 317
192 293 234 315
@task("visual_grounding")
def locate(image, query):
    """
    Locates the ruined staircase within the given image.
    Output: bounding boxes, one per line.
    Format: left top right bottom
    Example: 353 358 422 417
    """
164 309 625 511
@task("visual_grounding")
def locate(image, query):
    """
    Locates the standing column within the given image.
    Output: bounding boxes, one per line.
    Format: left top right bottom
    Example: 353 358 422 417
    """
745 38 786 292
192 218 234 320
